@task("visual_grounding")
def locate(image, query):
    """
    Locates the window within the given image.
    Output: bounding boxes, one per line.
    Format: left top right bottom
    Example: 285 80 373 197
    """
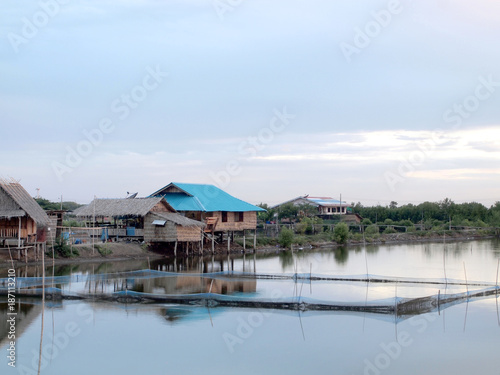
222 211 228 222
235 212 244 222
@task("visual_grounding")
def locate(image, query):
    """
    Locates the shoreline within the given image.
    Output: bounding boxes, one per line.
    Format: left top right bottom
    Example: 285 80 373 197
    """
1 231 497 269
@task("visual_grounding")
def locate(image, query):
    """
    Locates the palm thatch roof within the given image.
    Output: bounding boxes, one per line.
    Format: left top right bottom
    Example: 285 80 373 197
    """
0 180 50 226
150 212 205 228
74 197 174 218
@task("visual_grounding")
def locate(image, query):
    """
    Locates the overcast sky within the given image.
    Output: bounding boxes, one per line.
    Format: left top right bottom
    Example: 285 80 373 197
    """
1 0 499 207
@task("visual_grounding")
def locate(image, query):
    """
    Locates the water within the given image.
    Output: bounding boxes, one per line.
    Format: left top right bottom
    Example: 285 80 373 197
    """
1 239 500 375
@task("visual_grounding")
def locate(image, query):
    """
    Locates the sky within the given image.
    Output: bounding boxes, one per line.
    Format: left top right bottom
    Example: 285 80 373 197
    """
1 0 499 207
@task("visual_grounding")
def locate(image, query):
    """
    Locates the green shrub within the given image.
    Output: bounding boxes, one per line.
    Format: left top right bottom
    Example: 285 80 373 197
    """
278 227 294 248
351 233 363 241
383 227 397 234
52 236 79 258
398 219 414 227
333 223 349 244
365 225 379 235
95 245 112 257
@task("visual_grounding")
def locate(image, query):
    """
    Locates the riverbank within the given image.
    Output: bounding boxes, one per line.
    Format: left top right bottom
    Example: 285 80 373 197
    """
1 229 497 269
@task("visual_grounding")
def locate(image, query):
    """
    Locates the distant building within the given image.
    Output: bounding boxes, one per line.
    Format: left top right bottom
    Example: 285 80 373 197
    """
272 195 351 217
150 182 265 233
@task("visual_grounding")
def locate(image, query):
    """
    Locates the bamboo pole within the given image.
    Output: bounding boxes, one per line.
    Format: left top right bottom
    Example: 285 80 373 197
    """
18 217 21 248
463 262 469 296
253 229 257 252
496 258 499 288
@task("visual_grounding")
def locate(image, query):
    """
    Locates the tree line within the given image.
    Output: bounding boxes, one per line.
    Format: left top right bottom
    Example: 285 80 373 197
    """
258 198 500 228
352 199 500 227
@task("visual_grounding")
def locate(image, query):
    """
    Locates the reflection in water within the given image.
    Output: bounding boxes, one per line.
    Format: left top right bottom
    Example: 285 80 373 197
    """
279 250 294 271
0 302 42 348
334 246 349 265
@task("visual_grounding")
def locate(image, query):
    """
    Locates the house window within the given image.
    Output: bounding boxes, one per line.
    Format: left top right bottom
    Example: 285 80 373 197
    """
235 212 244 222
222 212 228 222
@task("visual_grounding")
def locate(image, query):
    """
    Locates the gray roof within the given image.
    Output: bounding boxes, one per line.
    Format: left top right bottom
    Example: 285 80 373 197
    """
74 197 174 218
150 212 205 228
0 181 50 226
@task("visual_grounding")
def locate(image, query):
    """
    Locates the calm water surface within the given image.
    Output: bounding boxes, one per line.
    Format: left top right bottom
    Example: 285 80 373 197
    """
1 239 499 375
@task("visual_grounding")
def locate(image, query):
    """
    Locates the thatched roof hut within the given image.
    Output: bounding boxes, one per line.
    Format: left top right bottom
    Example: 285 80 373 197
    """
144 212 205 243
73 197 174 218
0 180 50 227
74 197 205 246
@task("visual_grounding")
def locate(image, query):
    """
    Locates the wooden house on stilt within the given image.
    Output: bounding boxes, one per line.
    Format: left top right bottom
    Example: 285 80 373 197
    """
74 197 205 255
150 182 265 252
0 180 50 259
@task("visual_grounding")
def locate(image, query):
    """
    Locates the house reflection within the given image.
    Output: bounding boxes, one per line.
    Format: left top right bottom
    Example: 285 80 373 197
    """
125 274 256 296
0 302 42 348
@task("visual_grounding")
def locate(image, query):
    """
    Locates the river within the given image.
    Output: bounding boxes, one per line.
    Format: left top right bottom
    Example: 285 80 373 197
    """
1 239 499 374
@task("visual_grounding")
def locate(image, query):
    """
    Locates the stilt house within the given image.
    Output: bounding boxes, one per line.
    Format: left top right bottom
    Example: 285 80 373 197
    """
150 182 265 233
0 180 50 248
74 197 204 245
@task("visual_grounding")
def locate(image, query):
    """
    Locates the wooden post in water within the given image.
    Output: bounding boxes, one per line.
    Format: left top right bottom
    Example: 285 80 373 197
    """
200 230 203 255
243 230 246 253
174 240 178 257
253 229 257 253
463 262 469 296
496 258 499 288
227 231 231 253
211 234 215 254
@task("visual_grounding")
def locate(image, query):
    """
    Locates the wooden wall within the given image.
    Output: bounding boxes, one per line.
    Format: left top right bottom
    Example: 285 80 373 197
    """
0 217 37 241
206 211 257 231
144 213 201 243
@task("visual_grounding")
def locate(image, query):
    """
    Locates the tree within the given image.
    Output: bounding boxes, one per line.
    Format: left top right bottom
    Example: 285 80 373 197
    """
296 203 318 218
257 203 275 222
278 203 299 221
35 197 82 211
278 227 294 248
333 223 349 244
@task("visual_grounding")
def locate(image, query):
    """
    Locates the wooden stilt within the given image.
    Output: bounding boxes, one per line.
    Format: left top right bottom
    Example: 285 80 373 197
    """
18 217 21 248
212 234 215 254
174 240 178 257
243 230 246 253
253 229 257 253
227 231 230 253
200 230 203 255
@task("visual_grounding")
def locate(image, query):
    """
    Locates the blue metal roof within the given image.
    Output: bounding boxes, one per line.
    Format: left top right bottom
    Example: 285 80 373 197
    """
151 183 265 212
306 197 343 206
